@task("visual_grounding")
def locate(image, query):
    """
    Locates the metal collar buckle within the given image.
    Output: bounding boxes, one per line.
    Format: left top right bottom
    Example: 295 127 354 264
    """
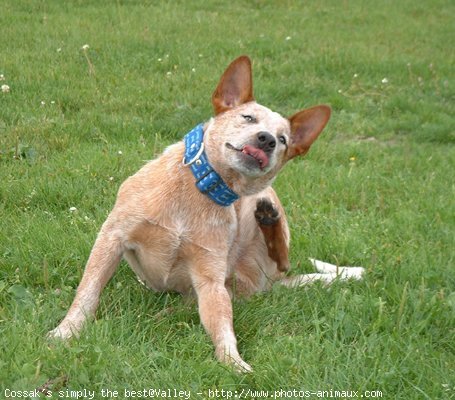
182 142 205 166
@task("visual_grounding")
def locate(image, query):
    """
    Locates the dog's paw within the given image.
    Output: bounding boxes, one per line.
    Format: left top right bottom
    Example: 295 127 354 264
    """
225 354 253 374
255 198 280 226
47 324 77 340
234 359 253 374
217 347 253 373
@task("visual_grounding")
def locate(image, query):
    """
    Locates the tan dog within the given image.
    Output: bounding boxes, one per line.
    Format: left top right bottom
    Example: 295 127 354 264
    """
49 56 340 372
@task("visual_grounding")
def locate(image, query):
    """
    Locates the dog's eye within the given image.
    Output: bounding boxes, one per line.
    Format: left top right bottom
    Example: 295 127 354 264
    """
279 135 287 145
242 114 256 123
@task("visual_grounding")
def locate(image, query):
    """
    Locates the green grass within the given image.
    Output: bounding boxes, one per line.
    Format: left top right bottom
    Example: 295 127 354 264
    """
1 0 454 398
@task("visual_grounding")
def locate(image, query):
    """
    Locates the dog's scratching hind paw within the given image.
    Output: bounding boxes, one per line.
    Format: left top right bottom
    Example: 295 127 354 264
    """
254 198 280 226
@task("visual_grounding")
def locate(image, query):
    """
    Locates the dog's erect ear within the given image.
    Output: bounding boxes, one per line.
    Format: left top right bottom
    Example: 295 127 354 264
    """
212 56 254 115
286 105 331 160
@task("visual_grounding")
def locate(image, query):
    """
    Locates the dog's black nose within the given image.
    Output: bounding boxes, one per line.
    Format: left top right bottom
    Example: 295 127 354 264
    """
257 131 276 153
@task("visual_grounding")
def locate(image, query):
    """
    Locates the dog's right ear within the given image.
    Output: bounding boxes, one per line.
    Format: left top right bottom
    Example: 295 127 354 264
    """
212 55 254 115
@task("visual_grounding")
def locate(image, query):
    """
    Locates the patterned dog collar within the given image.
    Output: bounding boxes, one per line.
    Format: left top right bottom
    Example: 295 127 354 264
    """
183 124 239 207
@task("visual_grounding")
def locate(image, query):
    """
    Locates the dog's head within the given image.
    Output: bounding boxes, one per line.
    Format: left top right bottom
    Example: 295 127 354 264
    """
204 56 331 196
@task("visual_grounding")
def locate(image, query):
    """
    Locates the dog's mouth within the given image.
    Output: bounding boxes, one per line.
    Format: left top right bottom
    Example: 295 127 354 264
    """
226 143 269 170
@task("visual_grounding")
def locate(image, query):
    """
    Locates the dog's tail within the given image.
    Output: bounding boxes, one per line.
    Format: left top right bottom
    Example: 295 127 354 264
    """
279 258 364 288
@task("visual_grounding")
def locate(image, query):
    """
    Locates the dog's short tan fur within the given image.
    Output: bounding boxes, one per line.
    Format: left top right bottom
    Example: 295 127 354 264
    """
48 56 332 372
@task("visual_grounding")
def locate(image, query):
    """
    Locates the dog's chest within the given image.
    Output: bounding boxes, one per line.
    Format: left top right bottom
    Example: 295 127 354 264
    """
124 209 237 293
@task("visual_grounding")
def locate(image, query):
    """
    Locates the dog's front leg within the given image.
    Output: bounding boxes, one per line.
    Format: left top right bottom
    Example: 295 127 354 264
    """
190 251 252 373
48 221 123 339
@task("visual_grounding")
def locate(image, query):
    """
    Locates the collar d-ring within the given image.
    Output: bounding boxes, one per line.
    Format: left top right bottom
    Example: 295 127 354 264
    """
182 142 205 166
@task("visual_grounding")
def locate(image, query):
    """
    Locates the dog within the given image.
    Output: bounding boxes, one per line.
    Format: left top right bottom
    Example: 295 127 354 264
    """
48 56 361 372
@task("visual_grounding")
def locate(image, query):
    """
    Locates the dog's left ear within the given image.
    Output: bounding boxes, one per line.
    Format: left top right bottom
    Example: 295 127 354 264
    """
286 105 331 160
212 55 254 115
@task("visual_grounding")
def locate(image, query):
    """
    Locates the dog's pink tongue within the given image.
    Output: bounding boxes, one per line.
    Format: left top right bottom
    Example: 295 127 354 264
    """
242 145 269 169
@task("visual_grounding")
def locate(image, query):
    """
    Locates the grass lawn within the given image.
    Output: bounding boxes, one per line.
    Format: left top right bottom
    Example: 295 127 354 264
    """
1 0 454 398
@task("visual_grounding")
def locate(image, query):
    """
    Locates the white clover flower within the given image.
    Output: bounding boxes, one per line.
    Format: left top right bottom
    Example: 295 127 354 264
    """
157 58 162 62
353 73 358 78
40 100 46 106
285 36 292 41
118 150 123 155
1 84 10 93
191 68 196 73
81 44 90 51
0 74 5 81
166 71 172 76
381 78 388 84
69 206 77 212
57 48 62 53
51 100 55 104
109 176 114 181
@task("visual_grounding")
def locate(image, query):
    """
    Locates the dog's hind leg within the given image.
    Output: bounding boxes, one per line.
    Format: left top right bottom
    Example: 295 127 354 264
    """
48 220 123 339
189 247 253 373
254 198 290 273
254 198 364 289
309 258 364 279
279 272 337 288
280 260 364 288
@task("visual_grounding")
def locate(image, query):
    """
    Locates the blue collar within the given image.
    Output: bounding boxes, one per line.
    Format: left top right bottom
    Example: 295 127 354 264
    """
183 124 239 207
